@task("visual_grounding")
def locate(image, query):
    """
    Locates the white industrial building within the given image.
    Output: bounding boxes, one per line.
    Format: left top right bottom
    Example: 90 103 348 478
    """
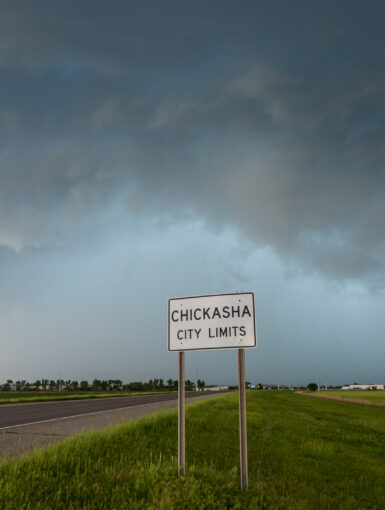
341 384 384 390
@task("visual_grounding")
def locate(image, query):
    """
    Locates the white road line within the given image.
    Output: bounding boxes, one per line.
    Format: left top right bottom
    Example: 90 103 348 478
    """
0 395 210 432
0 403 154 431
0 394 173 408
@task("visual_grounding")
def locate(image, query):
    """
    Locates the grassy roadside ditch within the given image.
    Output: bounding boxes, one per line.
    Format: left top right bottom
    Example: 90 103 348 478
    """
1 391 385 509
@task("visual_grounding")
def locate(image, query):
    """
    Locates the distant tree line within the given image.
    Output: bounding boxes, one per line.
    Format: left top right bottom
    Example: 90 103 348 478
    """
0 378 206 392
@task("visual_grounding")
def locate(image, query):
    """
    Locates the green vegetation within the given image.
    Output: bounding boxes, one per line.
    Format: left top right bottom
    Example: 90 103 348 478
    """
0 391 174 405
0 378 201 396
1 377 202 393
324 390 385 403
1 391 385 509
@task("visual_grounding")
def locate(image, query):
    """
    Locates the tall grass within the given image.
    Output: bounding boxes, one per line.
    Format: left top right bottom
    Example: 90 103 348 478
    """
1 391 385 509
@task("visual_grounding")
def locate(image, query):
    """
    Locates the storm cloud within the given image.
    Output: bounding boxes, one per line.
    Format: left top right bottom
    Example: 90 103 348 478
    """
1 0 385 287
1 1 385 386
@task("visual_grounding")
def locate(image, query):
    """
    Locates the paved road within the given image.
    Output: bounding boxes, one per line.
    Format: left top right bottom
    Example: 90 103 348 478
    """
0 392 222 458
0 393 206 430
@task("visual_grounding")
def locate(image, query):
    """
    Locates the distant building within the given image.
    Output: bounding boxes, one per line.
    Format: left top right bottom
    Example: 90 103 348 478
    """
203 386 229 391
341 384 384 390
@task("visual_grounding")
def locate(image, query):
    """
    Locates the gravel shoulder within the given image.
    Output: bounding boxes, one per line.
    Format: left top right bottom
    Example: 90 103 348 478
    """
0 393 222 459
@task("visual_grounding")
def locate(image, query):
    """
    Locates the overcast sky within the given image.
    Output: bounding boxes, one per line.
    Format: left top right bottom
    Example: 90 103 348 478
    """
1 1 384 386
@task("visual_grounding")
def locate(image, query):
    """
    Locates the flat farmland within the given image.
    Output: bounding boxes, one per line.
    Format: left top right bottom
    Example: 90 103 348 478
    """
327 390 385 403
300 390 385 406
1 391 385 509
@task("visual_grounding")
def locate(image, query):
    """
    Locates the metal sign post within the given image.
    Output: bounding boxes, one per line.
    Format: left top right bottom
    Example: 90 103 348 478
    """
178 351 185 476
238 348 248 490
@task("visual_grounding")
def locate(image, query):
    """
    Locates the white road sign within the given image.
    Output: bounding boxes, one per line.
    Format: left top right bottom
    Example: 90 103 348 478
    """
168 292 256 351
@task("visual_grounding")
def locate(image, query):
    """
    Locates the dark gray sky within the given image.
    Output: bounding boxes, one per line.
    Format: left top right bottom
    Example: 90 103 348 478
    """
1 1 384 386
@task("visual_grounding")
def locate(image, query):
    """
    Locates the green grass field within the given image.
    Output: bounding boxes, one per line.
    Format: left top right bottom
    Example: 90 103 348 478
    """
325 390 385 403
0 391 175 405
1 391 385 509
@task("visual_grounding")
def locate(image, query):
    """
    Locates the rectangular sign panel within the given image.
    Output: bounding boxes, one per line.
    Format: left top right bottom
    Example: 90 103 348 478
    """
168 292 256 351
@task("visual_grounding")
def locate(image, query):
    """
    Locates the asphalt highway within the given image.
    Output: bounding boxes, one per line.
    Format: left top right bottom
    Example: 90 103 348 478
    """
0 393 206 430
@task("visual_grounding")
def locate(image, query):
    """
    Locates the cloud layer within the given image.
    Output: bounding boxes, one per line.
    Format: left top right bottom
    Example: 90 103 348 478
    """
1 1 385 285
